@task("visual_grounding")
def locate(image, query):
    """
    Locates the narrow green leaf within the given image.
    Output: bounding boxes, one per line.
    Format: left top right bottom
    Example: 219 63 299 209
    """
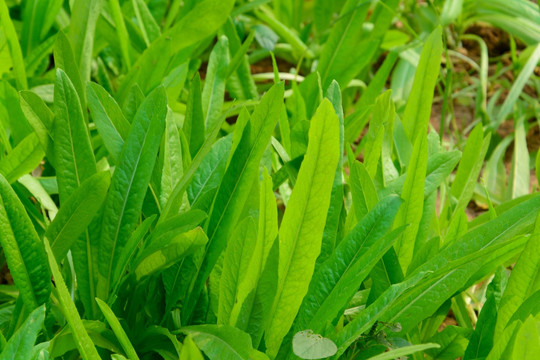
98 86 167 300
444 124 490 233
44 238 101 360
0 133 44 184
0 174 51 310
492 43 540 130
202 36 229 130
394 133 428 273
316 0 372 89
218 217 257 325
47 171 110 262
67 0 102 83
507 117 530 199
402 27 442 142
54 31 85 111
265 99 340 357
495 213 540 339
87 82 131 161
229 169 278 329
131 0 160 46
0 0 27 89
367 343 440 360
95 298 140 360
108 0 131 69
53 68 97 202
184 74 205 157
134 227 208 281
19 90 55 164
0 305 45 360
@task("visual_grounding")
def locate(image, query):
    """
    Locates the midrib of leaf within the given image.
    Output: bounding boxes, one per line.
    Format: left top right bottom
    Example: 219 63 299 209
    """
104 121 152 294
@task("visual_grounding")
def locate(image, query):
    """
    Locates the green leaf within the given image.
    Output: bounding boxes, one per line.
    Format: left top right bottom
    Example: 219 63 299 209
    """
98 86 167 300
366 343 440 360
180 336 204 360
0 0 27 89
292 330 337 360
463 293 497 360
443 123 490 232
0 133 44 184
86 82 131 162
131 0 160 46
229 169 278 329
66 0 102 83
265 99 340 357
294 196 402 336
0 174 51 310
134 227 208 281
19 90 55 164
202 36 229 130
492 43 540 130
218 217 257 325
43 237 101 360
495 213 540 339
184 74 205 157
54 31 85 111
507 117 530 199
394 133 428 273
402 27 443 143
53 68 97 202
183 83 284 323
316 0 373 89
319 81 344 264
20 0 62 55
47 171 110 262
179 325 268 360
426 326 472 360
0 305 45 360
95 298 140 360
